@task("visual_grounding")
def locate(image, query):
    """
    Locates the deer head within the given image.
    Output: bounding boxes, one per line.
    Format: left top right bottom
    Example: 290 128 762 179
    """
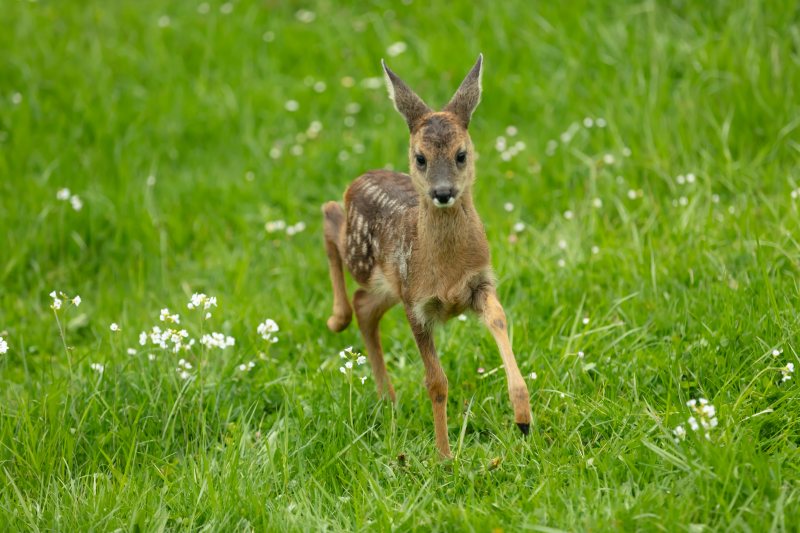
382 55 483 209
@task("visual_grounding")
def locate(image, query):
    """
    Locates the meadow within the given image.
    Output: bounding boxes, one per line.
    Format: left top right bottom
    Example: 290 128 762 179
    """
1 0 800 530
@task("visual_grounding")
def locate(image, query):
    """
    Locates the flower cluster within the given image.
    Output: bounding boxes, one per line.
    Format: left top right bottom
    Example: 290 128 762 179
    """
49 290 81 311
257 319 279 344
187 293 217 312
160 308 180 323
200 332 235 349
90 362 104 374
781 362 794 383
238 361 256 372
338 346 368 384
56 188 83 211
265 220 306 236
176 358 193 380
140 325 193 353
674 398 719 441
495 126 525 161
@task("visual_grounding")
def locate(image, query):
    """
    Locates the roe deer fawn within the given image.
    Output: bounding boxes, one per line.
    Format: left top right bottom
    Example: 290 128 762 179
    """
322 55 531 457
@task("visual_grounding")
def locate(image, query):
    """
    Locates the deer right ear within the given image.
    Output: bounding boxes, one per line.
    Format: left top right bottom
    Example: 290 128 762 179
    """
382 60 432 132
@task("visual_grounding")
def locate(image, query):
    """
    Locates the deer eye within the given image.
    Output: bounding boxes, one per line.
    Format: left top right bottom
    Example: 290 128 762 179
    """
456 151 467 164
415 154 427 168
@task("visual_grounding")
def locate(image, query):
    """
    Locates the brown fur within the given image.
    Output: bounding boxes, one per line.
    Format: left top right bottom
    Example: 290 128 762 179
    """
322 56 531 457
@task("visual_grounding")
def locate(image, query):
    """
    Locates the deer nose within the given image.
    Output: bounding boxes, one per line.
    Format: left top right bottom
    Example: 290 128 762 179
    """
431 186 456 207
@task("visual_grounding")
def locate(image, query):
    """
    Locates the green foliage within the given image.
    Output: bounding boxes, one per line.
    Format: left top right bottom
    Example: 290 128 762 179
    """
1 0 799 530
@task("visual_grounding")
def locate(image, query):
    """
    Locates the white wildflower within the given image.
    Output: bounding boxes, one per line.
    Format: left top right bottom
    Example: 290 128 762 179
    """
505 125 518 136
56 188 71 201
602 154 615 165
564 210 574 220
110 323 120 332
200 332 235 349
583 117 594 128
503 202 514 212
295 9 316 23
284 100 299 112
157 15 170 28
188 293 216 311
0 336 8 355
356 355 367 366
781 362 794 382
220 2 233 14
457 314 467 322
72 295 81 306
160 308 180 324
127 348 136 355
386 41 407 57
360 77 383 89
257 319 279 344
513 222 525 233
90 363 104 374
70 195 83 211
672 425 686 442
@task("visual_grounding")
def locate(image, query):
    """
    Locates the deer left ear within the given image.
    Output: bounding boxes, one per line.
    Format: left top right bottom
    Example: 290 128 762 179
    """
443 54 483 128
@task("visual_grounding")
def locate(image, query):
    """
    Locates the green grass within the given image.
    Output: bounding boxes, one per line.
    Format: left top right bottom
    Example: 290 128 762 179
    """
2 0 800 530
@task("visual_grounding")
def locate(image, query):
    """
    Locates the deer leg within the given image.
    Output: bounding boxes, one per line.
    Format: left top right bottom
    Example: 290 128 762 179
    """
476 290 532 435
405 309 451 458
322 201 352 332
353 288 397 401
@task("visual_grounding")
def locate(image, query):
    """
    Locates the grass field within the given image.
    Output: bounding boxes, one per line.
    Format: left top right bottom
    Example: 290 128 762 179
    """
2 0 800 530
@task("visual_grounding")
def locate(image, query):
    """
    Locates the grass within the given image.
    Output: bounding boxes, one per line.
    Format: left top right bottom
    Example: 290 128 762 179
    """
1 0 799 530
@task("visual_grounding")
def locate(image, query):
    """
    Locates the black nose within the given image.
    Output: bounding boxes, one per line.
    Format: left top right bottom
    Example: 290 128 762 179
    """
431 186 455 204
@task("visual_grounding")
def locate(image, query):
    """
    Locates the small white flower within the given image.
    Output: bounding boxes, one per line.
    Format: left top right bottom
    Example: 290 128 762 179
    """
505 125 518 137
592 198 603 208
284 100 299 112
686 173 696 184
127 348 136 355
262 31 275 42
148 353 156 361
56 188 71 201
676 174 686 185
157 15 171 28
557 258 566 268
602 154 615 165
139 331 148 346
197 2 210 14
69 195 83 211
360 77 383 89
238 363 247 371
90 363 104 374
295 9 316 23
596 118 607 128
564 210 574 220
627 189 637 200
345 361 353 369
110 323 120 332
356 355 367 366
558 239 567 250
72 295 81 307
513 222 525 233
146 175 157 186
591 245 600 255
583 117 594 128
529 372 537 380
687 416 699 431
457 314 467 322
386 41 407 57
0 336 8 355
772 348 783 357
220 2 233 14
503 202 514 212
360 376 368 384
582 317 590 325
11 92 22 105
339 366 346 374
621 147 632 157
673 425 686 442
577 351 585 358
781 362 794 382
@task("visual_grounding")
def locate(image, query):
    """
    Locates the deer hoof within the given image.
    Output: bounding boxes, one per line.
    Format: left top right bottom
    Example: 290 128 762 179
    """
326 314 351 332
516 422 530 436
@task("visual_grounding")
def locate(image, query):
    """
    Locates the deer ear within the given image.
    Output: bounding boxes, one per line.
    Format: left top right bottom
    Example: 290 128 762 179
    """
443 54 483 128
382 60 432 131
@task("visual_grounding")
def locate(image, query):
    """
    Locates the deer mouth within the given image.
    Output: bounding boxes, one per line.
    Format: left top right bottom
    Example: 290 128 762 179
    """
432 196 456 208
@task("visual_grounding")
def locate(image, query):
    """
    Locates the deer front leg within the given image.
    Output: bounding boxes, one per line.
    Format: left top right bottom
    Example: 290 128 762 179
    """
405 308 451 458
353 288 397 401
476 290 531 435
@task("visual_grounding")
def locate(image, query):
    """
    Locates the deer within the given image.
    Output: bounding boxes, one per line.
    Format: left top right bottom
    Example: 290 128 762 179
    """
321 55 531 458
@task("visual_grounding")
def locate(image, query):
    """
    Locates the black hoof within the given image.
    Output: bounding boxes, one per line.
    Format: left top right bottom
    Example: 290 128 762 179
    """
517 423 530 436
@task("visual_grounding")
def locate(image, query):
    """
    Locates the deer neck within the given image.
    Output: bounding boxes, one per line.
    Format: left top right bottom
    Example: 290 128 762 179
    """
416 187 480 257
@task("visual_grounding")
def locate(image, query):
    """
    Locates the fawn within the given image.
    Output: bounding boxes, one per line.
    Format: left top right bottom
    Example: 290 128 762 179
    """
322 55 531 457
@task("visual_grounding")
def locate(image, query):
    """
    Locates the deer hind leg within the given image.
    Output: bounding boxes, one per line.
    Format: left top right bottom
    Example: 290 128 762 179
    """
476 290 532 435
353 288 397 401
322 201 352 332
405 309 451 458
